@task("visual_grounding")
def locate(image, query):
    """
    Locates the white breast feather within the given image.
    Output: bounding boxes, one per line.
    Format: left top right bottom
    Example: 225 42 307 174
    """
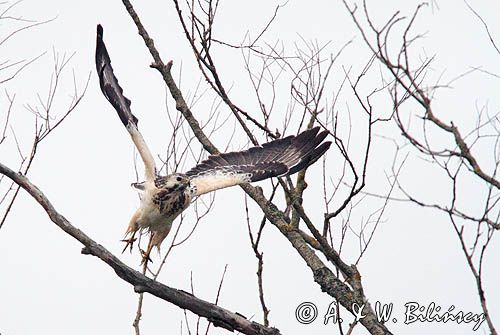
136 181 164 230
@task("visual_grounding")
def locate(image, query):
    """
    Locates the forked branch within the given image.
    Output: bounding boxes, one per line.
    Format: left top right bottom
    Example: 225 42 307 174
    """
0 161 280 335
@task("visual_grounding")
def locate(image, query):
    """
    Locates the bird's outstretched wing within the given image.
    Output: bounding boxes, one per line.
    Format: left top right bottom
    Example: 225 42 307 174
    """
95 24 156 181
186 127 331 196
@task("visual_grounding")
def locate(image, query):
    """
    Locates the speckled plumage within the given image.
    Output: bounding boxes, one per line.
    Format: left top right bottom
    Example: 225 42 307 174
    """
96 25 331 263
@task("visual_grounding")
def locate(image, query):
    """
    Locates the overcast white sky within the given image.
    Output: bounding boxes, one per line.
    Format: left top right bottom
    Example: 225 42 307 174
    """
0 1 499 335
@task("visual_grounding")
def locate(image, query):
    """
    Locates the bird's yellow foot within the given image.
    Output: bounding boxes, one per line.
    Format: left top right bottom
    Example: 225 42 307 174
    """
121 235 137 253
140 248 153 265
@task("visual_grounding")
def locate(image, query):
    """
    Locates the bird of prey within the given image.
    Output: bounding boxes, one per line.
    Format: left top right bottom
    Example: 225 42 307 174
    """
95 25 331 263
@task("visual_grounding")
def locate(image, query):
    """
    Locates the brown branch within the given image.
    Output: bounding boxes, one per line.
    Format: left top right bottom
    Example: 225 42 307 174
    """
122 0 218 155
172 0 276 144
205 264 229 335
449 214 497 335
0 161 281 335
342 3 498 334
133 292 144 335
120 2 393 333
463 0 499 54
344 1 500 190
424 106 500 190
0 57 88 230
245 195 271 327
240 183 391 335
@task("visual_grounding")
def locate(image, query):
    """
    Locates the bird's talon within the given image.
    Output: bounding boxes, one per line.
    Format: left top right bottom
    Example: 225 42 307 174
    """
140 249 153 265
121 237 137 253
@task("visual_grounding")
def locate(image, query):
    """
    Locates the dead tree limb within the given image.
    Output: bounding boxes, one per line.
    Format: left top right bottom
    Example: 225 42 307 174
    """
120 1 393 334
0 161 280 335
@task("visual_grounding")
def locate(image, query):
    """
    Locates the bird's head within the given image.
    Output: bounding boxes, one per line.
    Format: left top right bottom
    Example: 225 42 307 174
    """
160 173 190 190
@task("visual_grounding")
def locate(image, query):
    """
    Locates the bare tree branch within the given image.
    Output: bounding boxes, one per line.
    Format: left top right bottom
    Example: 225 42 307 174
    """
341 2 498 334
463 0 499 54
0 161 281 335
120 1 393 334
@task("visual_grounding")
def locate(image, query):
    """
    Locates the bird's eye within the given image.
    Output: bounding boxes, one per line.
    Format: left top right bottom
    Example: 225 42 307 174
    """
176 176 182 182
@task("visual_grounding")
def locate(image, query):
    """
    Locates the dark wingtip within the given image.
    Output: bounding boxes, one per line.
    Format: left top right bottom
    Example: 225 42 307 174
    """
97 24 103 37
286 131 332 175
95 23 138 128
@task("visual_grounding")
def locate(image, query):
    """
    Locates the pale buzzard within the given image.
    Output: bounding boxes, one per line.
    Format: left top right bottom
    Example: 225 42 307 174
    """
96 25 331 262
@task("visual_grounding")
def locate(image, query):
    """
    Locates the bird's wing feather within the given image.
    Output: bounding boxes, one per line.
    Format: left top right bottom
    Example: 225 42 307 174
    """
95 24 156 181
186 127 331 196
